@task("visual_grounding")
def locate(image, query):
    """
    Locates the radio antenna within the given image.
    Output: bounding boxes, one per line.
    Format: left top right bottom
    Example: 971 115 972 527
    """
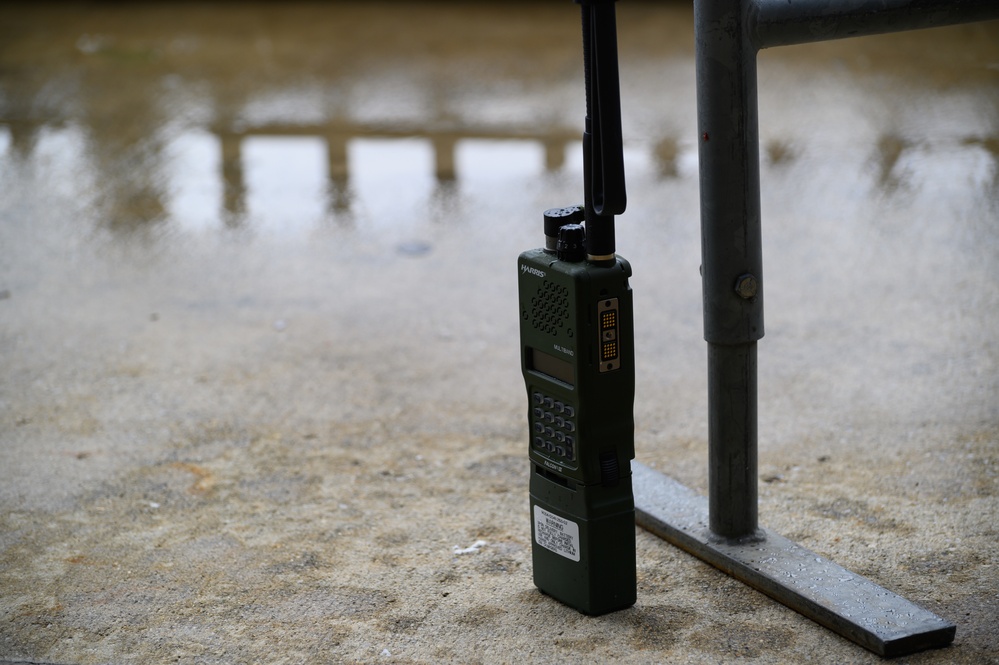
578 0 626 262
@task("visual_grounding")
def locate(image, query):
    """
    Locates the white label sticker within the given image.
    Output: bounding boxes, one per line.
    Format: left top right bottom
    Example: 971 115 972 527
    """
533 505 580 562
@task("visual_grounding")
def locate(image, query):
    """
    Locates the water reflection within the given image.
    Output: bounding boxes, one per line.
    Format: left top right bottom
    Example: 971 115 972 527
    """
873 134 912 194
169 130 223 231
208 121 576 229
0 4 996 239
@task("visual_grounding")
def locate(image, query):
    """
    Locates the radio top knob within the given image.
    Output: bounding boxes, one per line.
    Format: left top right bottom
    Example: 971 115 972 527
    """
556 224 586 262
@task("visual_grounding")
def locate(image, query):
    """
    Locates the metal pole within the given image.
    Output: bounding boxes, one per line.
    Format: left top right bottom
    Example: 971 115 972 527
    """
635 0 998 655
695 0 764 539
752 0 999 50
707 343 758 539
695 0 999 542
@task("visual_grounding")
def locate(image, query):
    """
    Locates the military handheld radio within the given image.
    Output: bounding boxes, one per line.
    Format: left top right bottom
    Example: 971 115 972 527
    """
518 0 635 615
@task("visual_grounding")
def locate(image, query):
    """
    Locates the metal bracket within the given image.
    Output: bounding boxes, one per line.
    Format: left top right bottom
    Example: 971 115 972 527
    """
633 462 956 658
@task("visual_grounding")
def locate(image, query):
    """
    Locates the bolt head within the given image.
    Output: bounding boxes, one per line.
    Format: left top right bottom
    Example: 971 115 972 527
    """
735 273 759 300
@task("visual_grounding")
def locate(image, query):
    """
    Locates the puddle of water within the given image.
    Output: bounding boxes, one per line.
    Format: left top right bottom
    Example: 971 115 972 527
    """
2 5 995 247
0 4 997 429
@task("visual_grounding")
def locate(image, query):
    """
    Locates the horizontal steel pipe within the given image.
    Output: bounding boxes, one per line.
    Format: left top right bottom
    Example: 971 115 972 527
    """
752 0 999 50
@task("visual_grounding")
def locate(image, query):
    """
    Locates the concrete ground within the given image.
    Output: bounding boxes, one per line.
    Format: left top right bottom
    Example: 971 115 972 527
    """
1 2 997 663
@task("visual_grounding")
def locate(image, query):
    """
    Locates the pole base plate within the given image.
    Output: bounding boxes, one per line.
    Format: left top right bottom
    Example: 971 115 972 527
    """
633 462 955 658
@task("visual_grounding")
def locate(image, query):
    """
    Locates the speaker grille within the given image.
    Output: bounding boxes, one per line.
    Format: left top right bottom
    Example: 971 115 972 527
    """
527 280 569 337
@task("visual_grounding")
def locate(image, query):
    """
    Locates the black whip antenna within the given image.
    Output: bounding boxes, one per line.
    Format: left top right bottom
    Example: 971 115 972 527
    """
577 0 626 261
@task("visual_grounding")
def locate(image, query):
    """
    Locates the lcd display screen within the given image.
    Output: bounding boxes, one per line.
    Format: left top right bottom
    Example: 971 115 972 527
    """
528 347 575 387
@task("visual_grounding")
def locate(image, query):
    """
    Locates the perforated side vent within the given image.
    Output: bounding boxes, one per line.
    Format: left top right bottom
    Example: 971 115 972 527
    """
527 280 570 337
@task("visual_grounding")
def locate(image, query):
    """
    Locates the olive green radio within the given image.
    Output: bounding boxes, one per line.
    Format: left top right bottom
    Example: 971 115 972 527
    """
518 0 634 615
518 206 636 615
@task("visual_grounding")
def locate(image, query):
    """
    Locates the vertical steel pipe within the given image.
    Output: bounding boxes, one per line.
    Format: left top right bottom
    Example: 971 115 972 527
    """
695 0 764 539
707 343 759 538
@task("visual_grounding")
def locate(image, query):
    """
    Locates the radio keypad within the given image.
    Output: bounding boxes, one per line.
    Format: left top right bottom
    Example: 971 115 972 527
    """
530 391 577 462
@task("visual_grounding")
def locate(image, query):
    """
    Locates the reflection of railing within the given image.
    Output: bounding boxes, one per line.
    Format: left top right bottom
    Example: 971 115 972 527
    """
5 108 989 233
211 122 579 221
635 0 999 659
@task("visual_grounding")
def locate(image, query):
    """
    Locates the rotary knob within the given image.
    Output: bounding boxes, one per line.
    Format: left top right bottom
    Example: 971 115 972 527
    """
556 223 586 262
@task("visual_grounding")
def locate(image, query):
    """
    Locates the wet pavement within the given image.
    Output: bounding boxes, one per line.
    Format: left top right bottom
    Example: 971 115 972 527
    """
1 2 998 663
